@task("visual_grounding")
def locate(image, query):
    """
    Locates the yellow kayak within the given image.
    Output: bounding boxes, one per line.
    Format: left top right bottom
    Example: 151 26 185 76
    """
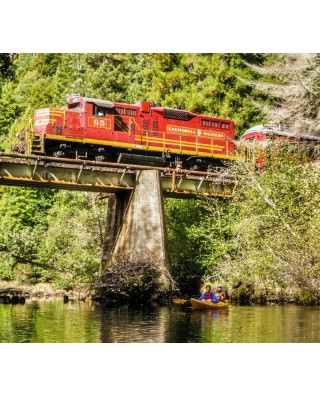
190 298 229 310
172 298 188 305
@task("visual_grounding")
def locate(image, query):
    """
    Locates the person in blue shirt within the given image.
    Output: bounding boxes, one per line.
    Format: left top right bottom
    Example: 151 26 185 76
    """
199 285 219 303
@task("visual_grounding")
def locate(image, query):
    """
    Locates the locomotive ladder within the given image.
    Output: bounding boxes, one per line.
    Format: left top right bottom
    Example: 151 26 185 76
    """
30 134 44 155
24 118 44 155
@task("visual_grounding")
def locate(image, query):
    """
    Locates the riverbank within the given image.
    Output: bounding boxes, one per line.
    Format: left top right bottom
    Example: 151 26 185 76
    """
0 281 88 303
230 286 320 305
1 281 320 306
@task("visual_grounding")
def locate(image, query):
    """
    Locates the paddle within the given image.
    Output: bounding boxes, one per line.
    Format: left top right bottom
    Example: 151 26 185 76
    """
222 281 242 300
230 281 242 290
172 298 188 305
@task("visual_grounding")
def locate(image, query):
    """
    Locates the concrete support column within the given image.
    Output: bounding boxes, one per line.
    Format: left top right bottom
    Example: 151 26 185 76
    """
100 191 131 267
101 170 171 290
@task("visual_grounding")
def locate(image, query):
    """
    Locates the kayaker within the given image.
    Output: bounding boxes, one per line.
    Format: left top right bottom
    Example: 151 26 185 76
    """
215 285 228 301
199 285 219 303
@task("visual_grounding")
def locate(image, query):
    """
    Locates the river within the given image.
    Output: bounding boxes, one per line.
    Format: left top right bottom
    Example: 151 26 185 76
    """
1 299 320 342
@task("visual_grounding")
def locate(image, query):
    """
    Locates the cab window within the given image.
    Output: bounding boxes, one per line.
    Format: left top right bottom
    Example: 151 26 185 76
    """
94 106 106 117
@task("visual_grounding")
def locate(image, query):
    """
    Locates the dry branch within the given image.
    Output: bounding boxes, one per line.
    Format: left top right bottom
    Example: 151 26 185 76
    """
92 254 177 302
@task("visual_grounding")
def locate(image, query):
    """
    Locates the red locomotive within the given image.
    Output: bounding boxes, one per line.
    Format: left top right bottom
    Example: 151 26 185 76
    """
12 94 237 170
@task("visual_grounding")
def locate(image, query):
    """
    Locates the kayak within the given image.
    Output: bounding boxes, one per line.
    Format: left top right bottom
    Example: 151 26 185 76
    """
172 298 188 305
190 298 229 310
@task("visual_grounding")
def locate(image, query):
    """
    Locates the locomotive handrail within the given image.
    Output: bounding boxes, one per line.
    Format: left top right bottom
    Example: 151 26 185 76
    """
24 118 31 153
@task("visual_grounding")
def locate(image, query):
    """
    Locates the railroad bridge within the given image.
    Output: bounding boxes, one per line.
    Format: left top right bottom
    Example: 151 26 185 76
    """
0 152 235 290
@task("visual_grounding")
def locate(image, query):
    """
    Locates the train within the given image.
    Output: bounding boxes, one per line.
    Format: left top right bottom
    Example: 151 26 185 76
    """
11 94 320 170
12 94 237 171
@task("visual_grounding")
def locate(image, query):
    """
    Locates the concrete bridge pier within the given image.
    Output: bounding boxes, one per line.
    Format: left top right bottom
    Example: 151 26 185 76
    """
101 169 172 291
101 191 131 265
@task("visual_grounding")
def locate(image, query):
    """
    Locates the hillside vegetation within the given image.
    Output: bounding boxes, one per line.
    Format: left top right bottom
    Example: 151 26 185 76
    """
1 53 320 302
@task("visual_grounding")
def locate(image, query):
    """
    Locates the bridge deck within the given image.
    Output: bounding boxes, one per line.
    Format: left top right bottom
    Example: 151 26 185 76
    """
0 152 235 198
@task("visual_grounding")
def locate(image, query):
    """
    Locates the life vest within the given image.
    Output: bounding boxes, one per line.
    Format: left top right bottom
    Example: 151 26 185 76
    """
204 292 213 300
216 291 229 301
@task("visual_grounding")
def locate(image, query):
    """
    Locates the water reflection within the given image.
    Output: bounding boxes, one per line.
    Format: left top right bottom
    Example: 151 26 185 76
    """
99 303 169 342
0 299 100 343
162 309 226 343
1 300 320 343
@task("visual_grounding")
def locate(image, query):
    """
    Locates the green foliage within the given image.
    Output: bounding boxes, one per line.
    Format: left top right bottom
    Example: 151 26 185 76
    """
43 191 107 290
85 53 150 103
218 144 320 299
167 142 320 300
4 52 319 301
1 53 273 148
165 197 235 294
0 53 16 85
0 187 107 288
165 199 208 293
0 187 56 282
142 53 269 135
0 82 23 147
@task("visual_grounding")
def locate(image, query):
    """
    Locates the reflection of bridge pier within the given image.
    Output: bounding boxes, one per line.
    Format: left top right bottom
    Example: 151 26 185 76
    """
98 304 170 343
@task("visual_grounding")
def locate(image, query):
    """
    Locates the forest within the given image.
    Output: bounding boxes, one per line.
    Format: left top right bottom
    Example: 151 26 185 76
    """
1 53 320 303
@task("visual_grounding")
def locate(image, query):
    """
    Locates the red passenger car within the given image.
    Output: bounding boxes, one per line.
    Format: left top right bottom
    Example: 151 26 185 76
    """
13 94 237 170
239 124 320 167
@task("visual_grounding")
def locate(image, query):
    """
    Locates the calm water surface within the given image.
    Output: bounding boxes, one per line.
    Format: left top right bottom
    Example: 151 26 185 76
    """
1 299 320 342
